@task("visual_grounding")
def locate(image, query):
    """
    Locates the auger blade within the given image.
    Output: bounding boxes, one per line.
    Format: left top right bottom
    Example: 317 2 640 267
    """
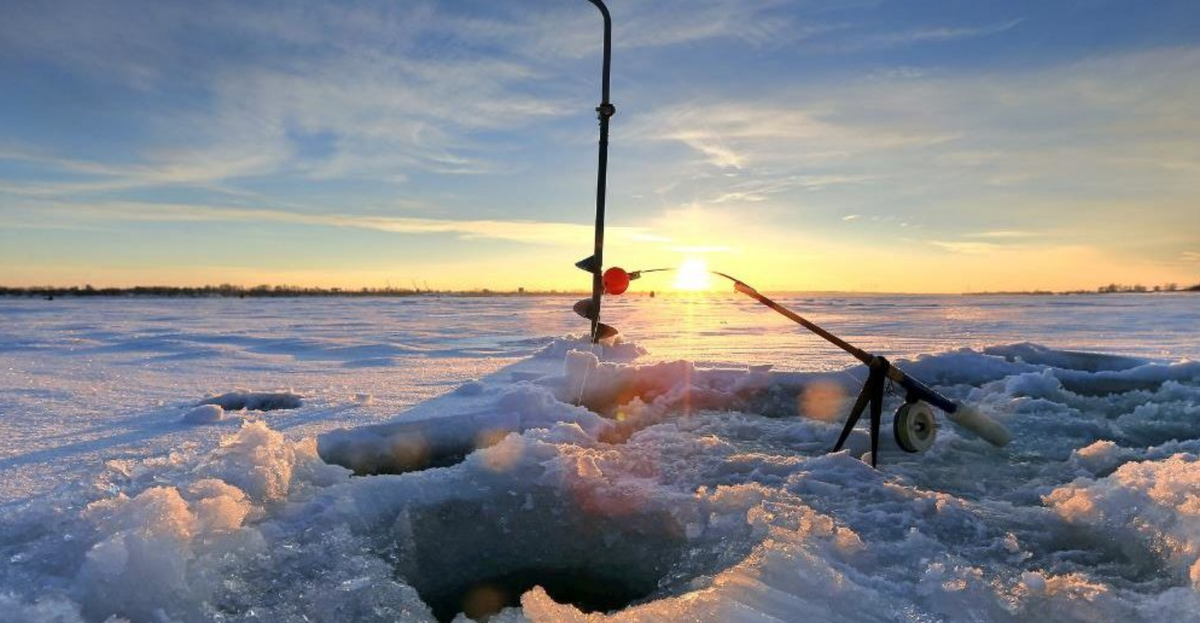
595 322 619 341
575 255 600 275
573 298 596 320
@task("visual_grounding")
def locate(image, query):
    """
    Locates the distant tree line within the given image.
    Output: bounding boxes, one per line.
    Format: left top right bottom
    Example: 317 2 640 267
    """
1095 282 1194 293
971 282 1199 295
0 284 583 298
2 282 1195 299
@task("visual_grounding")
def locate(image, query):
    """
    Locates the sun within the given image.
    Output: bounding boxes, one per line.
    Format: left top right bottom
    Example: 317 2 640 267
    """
672 257 712 291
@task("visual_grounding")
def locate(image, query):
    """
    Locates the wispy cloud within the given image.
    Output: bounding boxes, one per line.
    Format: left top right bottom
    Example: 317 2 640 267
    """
0 147 286 196
669 245 731 254
931 240 1003 255
638 103 953 173
711 175 876 203
844 19 1024 52
931 230 1045 255
965 230 1042 239
13 200 663 247
1160 160 1200 174
447 0 821 59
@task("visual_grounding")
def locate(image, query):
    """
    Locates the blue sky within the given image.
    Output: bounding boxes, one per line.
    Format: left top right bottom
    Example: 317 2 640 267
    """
1 0 1198 291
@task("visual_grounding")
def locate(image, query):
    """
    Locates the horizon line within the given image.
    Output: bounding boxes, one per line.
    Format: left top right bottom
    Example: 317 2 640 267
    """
2 282 1197 297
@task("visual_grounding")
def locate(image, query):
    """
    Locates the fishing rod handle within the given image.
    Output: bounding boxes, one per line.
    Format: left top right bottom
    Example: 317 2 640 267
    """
890 365 1010 447
947 404 1011 447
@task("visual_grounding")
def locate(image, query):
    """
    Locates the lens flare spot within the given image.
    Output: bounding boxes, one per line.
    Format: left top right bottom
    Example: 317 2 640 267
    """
800 381 846 421
389 434 430 471
479 433 523 473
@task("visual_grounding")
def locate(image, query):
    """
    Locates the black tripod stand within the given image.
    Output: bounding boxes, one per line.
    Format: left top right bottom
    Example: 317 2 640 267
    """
831 356 893 468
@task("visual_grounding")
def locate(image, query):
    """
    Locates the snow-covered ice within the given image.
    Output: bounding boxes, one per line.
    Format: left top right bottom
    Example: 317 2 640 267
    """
1 293 1198 622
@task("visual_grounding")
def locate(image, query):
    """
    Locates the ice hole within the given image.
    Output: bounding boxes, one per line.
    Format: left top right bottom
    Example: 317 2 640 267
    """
200 391 303 411
389 491 691 622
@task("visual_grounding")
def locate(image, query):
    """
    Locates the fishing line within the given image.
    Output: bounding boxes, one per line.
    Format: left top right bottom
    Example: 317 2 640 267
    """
575 338 599 407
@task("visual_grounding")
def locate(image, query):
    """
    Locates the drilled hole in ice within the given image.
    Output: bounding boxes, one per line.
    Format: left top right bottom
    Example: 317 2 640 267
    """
390 493 690 622
423 567 654 622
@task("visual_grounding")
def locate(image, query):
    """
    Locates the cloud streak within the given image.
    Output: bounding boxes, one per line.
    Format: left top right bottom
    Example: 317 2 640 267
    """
931 240 1003 255
965 230 1042 239
832 19 1025 53
12 200 665 247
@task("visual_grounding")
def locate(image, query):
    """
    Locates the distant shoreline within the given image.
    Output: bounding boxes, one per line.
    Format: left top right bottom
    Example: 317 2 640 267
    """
0 286 584 299
965 284 1200 296
2 283 1196 299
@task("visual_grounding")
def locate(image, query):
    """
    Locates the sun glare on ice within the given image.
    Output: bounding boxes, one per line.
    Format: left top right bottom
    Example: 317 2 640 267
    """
673 257 712 291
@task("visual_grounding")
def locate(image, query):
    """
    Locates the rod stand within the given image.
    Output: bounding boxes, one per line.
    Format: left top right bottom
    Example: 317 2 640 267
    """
832 356 892 468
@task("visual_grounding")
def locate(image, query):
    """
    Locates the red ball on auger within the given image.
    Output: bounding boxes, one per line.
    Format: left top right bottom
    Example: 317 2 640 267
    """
603 266 630 295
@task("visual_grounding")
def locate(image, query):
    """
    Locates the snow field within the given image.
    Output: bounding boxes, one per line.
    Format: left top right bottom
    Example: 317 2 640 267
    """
2 336 1199 622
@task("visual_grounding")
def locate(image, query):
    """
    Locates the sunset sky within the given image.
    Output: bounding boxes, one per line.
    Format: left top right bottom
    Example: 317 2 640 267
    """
1 0 1198 292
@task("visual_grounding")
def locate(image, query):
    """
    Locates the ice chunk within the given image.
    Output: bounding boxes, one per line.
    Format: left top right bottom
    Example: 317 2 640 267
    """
1046 452 1200 589
535 335 646 362
181 403 225 424
77 483 266 621
197 420 348 503
0 594 85 623
1069 440 1128 475
985 343 1148 372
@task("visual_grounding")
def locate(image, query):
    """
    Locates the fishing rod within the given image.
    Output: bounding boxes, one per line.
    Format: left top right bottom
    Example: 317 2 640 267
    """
708 271 1010 467
574 266 1010 467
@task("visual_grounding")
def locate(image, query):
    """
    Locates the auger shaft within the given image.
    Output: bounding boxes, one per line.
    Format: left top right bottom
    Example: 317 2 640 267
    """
584 0 613 343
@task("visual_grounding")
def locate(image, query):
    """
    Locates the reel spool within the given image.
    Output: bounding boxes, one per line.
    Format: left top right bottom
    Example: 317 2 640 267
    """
894 401 937 453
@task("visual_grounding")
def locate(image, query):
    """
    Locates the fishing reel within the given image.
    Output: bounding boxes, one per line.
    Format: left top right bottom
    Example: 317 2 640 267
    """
894 401 937 453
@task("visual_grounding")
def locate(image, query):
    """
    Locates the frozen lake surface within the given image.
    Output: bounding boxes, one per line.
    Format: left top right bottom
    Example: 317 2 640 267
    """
1 293 1198 622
